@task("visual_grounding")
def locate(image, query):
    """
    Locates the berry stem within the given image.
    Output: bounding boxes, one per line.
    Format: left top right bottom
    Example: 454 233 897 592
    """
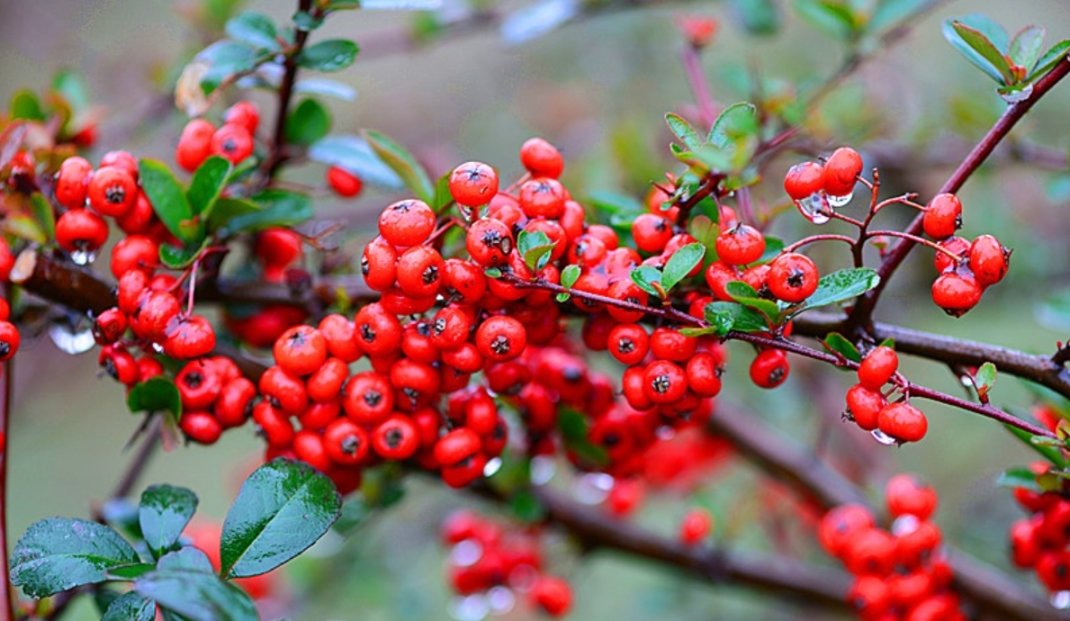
864 229 963 262
782 234 857 253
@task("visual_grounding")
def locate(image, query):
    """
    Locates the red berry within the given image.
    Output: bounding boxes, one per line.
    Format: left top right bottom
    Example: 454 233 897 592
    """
631 213 674 254
818 504 874 557
214 377 256 428
844 527 896 576
293 430 331 472
968 234 1009 286
54 156 92 209
354 303 403 357
55 209 108 253
306 357 348 403
749 349 789 389
824 147 863 196
857 346 898 390
643 359 687 404
318 314 362 363
343 371 394 425
211 123 254 164
931 272 982 317
685 352 722 397
223 101 260 135
607 323 649 366
649 327 697 362
716 223 765 265
361 236 398 292
845 384 886 431
99 151 138 178
110 235 158 278
767 253 819 303
877 402 928 443
531 576 572 617
379 199 436 247
448 161 499 207
324 419 370 466
117 190 155 234
433 428 481 466
465 217 514 267
176 119 216 172
517 177 566 218
885 474 938 520
326 165 363 197
175 360 223 409
520 137 564 178
259 365 308 414
98 345 139 385
476 316 527 362
933 236 969 273
273 326 328 377
163 315 216 359
93 308 128 345
180 411 222 445
922 193 962 240
396 245 444 298
679 508 713 545
252 401 295 448
783 161 825 200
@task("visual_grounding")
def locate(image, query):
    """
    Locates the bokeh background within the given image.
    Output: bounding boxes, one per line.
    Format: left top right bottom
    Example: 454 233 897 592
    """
4 0 1070 618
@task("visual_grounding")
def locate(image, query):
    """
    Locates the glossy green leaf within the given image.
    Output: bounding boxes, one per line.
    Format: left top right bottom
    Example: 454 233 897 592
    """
557 408 609 468
10 89 45 121
794 0 859 40
220 458 341 578
708 102 758 148
136 548 257 621
225 11 279 51
197 40 259 91
757 236 784 264
824 332 862 363
140 485 198 559
943 18 1014 84
308 135 403 189
294 78 356 101
206 198 260 233
1027 40 1070 82
362 129 433 202
293 10 324 31
1010 25 1045 72
996 467 1042 492
665 113 704 151
187 156 232 217
106 563 156 580
704 301 768 336
631 265 663 297
662 243 705 292
159 239 209 270
30 193 56 241
560 264 581 289
431 172 453 214
139 159 198 244
102 592 156 621
974 361 998 395
285 98 331 146
726 280 781 320
587 190 642 216
220 190 312 235
10 518 140 597
793 268 880 315
127 378 182 418
868 0 929 33
509 489 547 524
517 230 554 272
297 39 359 72
1005 424 1068 468
52 70 90 113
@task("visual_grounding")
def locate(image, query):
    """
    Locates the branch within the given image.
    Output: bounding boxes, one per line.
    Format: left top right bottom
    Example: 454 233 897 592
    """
261 0 315 180
848 58 1070 330
708 404 1061 621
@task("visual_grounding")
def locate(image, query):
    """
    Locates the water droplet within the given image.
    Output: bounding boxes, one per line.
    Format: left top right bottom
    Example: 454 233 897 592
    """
486 586 516 614
870 429 898 446
69 249 97 266
828 192 854 208
959 374 972 387
530 456 555 486
449 595 489 621
796 193 831 225
656 426 676 441
572 473 614 504
891 515 920 536
1051 590 1070 609
451 540 484 567
1002 83 1034 104
482 457 502 478
49 317 95 354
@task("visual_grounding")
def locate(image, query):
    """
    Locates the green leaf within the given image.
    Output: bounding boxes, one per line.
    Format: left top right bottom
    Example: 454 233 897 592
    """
128 378 182 418
308 135 403 189
221 189 312 235
139 159 198 244
102 592 156 621
136 548 257 621
560 264 581 289
10 89 46 121
708 102 758 148
793 268 880 315
943 18 1014 84
665 113 704 151
206 198 260 233
631 265 663 297
794 0 860 40
996 467 1042 492
52 70 90 113
362 129 433 202
725 281 781 320
509 489 547 524
160 239 209 270
30 193 56 241
106 563 156 580
662 243 705 292
285 98 331 146
704 301 768 335
974 362 998 396
431 172 453 214
197 41 259 92
1027 40 1070 82
225 11 279 51
823 333 862 363
1010 26 1045 72
10 518 141 598
868 0 929 33
1005 424 1068 468
297 39 359 72
557 408 609 468
140 485 198 559
187 156 231 217
294 78 356 101
757 236 784 264
517 230 554 272
293 10 325 31
220 458 341 578
587 191 642 216
730 0 781 35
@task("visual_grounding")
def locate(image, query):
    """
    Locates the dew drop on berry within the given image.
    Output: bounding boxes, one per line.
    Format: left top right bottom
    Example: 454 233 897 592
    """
1051 591 1070 610
870 429 898 446
70 248 97 266
450 539 484 567
797 193 831 225
572 472 614 504
890 514 920 537
487 586 516 614
49 316 95 354
483 456 503 477
828 192 854 208
530 456 556 485
449 594 490 621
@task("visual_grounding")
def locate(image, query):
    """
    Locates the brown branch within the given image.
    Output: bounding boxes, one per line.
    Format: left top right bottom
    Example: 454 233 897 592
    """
848 58 1070 330
708 404 1061 621
261 0 315 180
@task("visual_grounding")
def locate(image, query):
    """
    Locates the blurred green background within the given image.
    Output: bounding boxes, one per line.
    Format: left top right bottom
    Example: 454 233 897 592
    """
4 0 1070 618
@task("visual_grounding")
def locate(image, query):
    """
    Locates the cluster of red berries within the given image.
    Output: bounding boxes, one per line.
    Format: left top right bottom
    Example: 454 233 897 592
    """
1009 457 1070 595
442 510 572 617
922 193 1010 316
819 475 965 621
783 146 865 221
843 347 928 444
0 238 19 364
175 101 259 170
53 150 170 259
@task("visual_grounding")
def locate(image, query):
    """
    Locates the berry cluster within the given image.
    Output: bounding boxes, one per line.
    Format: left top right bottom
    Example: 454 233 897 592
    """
175 101 259 170
783 146 865 222
1009 457 1070 595
442 510 572 618
844 347 929 444
922 193 1010 316
819 475 965 620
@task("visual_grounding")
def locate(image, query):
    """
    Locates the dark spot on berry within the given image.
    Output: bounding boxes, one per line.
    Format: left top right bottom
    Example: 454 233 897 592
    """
422 264 439 284
342 435 361 455
104 185 126 204
360 323 376 342
651 374 671 394
490 335 510 355
617 338 635 353
364 391 382 407
786 268 805 288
